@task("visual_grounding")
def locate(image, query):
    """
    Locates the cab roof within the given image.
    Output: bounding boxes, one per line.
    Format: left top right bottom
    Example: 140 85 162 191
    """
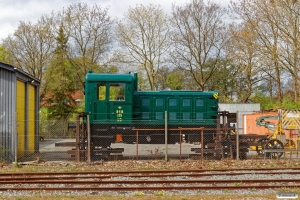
85 73 134 82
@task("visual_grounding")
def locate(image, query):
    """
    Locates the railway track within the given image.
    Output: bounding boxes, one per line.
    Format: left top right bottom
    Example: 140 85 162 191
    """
0 168 300 191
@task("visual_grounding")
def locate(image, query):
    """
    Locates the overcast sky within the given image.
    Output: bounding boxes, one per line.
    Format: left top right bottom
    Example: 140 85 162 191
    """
0 0 230 42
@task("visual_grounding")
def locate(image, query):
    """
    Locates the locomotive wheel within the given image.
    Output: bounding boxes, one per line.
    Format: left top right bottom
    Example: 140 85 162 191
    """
215 138 233 160
264 139 284 159
214 142 223 160
256 138 269 156
239 151 247 160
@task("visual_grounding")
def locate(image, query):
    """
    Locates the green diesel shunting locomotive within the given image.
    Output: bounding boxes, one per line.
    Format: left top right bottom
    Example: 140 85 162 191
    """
84 70 219 148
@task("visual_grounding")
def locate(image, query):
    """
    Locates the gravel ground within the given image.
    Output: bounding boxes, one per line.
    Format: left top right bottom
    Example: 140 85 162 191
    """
0 158 299 199
0 188 285 198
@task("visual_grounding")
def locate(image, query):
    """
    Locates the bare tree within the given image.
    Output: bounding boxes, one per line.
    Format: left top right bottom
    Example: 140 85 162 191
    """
226 23 263 103
3 17 55 79
3 3 114 95
115 4 170 90
275 0 300 102
230 0 300 102
62 3 114 88
170 0 228 90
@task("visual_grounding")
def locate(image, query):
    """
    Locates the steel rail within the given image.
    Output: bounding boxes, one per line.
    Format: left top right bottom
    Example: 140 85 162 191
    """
0 178 300 184
1 171 300 181
0 168 300 191
1 169 300 181
1 167 300 176
0 185 299 191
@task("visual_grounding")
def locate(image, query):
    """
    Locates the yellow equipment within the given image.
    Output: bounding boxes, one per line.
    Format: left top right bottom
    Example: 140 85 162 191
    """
254 109 300 152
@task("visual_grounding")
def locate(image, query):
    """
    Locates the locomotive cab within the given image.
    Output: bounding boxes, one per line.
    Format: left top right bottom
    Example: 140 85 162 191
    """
84 71 136 148
85 71 135 124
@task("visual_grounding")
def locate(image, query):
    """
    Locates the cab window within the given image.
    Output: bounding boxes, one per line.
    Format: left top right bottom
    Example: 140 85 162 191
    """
97 82 106 100
109 83 125 101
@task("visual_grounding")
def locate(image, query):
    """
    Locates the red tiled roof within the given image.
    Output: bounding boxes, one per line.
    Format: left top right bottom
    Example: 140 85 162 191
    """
40 90 84 107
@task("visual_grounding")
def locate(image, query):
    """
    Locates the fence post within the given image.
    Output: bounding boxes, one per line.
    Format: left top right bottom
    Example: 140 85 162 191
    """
236 111 239 160
136 130 139 160
87 115 91 163
179 128 182 161
201 129 204 161
165 111 168 161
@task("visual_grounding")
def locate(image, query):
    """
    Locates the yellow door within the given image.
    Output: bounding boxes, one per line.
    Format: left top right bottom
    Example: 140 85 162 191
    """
28 84 35 153
16 80 25 158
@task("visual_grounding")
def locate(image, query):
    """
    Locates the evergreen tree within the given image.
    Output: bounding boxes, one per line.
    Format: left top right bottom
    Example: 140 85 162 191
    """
45 24 78 120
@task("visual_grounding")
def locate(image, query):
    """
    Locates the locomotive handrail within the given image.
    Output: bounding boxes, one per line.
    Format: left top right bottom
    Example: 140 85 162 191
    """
178 127 204 130
132 127 233 131
132 128 166 131
131 128 197 131
203 128 236 131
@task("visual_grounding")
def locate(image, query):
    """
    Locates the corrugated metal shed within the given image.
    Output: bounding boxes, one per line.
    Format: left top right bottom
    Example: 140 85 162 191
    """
0 62 40 162
0 63 16 162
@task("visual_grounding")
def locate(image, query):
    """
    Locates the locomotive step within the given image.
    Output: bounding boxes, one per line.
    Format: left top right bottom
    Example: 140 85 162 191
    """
191 148 220 153
55 142 77 147
67 148 124 155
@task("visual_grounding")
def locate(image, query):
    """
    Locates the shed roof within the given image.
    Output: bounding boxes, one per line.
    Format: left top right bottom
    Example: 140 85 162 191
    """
0 62 40 85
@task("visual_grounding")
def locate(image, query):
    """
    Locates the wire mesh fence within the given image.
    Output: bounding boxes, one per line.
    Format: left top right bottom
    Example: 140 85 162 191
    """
2 111 300 163
0 117 16 163
18 119 77 163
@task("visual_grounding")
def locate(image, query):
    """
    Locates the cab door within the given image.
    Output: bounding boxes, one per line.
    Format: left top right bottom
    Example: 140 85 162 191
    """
94 82 109 121
108 82 132 124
